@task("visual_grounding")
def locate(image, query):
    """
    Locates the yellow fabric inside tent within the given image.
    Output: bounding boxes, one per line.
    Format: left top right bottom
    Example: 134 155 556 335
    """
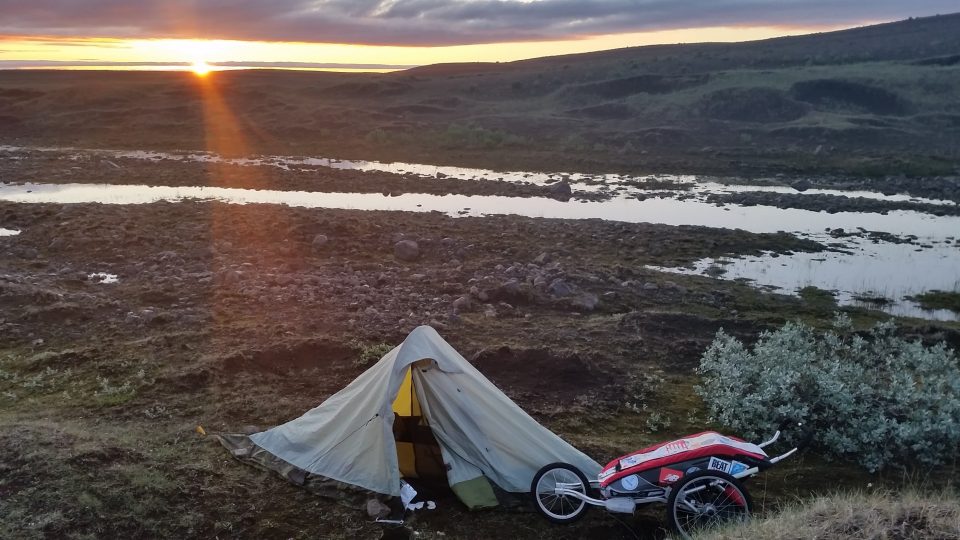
392 368 421 477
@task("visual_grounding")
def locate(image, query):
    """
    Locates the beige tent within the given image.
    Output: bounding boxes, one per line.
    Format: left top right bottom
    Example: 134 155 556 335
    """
225 325 600 509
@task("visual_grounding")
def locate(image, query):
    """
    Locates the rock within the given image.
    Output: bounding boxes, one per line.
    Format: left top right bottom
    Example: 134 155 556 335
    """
548 278 575 298
547 181 573 201
393 240 420 262
570 293 600 311
428 319 448 331
452 295 472 313
483 306 497 318
533 252 550 265
663 281 688 294
366 499 391 519
312 234 329 249
469 286 489 302
221 270 241 285
500 279 523 296
791 179 812 192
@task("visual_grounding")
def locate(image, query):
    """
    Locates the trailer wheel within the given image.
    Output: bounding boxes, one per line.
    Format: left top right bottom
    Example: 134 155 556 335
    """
531 462 591 524
667 470 752 539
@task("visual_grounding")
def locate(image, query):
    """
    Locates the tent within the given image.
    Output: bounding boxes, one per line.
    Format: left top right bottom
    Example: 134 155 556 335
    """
221 325 600 509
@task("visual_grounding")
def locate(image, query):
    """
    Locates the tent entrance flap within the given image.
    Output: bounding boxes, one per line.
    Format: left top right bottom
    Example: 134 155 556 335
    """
392 367 446 481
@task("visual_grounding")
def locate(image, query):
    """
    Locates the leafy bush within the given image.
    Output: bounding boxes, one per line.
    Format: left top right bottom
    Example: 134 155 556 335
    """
696 315 960 471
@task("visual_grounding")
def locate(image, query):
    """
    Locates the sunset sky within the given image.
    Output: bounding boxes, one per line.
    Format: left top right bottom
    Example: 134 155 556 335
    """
1 1 956 71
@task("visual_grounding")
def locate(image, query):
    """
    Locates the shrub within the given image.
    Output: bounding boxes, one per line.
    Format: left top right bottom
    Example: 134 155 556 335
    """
696 315 960 471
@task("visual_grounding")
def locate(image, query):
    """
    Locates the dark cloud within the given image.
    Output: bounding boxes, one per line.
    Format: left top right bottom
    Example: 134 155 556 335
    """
0 0 956 46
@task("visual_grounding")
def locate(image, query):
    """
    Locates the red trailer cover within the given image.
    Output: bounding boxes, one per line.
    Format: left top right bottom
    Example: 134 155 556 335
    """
598 431 768 487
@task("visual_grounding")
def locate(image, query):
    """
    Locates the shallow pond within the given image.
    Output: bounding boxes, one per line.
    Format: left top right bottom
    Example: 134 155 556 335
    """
1 182 958 238
2 146 959 321
3 145 957 206
650 236 960 321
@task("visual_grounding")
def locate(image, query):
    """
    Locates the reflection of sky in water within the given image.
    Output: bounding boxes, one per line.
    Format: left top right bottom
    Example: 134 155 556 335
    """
2 145 957 205
0 228 20 236
2 183 959 239
651 235 960 321
88 272 119 284
2 144 958 322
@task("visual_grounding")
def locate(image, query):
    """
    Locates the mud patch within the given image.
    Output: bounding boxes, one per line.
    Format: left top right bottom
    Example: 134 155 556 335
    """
619 311 766 368
471 346 606 396
66 447 144 467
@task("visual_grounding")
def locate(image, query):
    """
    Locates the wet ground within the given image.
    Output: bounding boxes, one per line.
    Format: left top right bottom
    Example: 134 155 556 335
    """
3 145 958 321
1 145 958 539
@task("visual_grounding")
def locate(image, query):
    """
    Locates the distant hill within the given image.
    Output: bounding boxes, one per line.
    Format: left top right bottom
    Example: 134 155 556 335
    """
1 13 958 178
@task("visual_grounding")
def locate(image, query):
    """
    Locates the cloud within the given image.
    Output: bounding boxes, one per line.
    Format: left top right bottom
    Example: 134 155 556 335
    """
0 0 956 46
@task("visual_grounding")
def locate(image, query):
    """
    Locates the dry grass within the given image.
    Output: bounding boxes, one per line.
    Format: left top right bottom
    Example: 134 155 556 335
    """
692 489 960 540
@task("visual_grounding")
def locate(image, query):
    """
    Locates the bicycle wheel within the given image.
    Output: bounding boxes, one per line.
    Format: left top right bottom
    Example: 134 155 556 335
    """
531 462 592 524
666 470 751 538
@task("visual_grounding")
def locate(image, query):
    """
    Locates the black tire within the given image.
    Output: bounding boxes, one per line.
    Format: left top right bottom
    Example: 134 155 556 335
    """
530 462 592 524
666 469 752 539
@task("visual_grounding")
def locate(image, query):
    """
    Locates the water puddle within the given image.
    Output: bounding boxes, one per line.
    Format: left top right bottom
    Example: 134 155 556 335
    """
0 228 20 236
2 147 958 321
88 272 119 284
2 182 958 239
3 145 957 207
651 236 960 321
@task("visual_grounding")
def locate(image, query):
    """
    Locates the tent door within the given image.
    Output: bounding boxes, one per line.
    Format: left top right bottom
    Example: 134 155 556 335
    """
392 367 448 484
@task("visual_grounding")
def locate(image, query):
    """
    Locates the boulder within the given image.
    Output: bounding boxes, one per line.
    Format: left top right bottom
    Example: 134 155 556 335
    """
547 181 573 201
393 240 420 262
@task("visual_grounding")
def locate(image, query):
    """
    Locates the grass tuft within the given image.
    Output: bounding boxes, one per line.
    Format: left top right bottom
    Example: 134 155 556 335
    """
689 489 960 540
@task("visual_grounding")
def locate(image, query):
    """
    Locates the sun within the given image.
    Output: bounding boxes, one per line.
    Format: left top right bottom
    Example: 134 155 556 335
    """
191 60 212 76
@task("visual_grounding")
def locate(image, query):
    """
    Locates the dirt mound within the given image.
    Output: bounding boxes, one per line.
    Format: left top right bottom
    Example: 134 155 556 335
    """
471 346 603 395
619 311 765 368
221 340 355 373
574 74 708 99
698 87 808 123
790 79 912 116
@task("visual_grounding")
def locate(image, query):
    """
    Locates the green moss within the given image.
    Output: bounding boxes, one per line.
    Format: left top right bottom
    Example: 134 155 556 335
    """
908 290 960 312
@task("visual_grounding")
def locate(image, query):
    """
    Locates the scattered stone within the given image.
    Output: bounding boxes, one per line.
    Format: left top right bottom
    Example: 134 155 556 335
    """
366 499 391 519
548 278 575 298
533 252 550 265
469 286 489 302
452 295 472 313
221 270 242 285
312 234 329 249
570 293 600 311
394 240 420 261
